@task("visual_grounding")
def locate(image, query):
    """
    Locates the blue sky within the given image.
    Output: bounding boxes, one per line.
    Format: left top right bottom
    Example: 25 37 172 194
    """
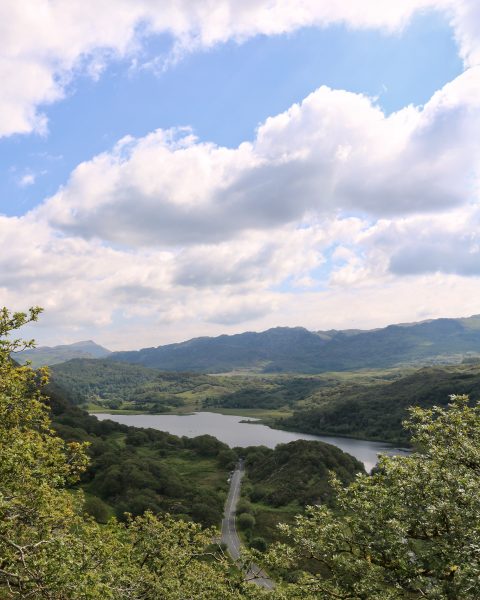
0 12 461 216
0 1 479 348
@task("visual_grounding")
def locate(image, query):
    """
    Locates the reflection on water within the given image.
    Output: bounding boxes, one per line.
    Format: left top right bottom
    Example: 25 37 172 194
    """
93 411 408 472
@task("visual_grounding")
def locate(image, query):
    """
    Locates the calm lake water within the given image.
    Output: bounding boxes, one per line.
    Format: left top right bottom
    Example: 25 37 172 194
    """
93 411 408 472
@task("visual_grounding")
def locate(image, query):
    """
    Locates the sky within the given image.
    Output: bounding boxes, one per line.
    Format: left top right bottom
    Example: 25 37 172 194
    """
1 1 479 350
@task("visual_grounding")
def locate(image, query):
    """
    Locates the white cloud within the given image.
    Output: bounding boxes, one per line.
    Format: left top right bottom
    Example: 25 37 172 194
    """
449 0 480 67
0 213 343 346
18 173 36 187
274 274 480 333
0 0 479 138
37 67 480 247
3 205 480 350
360 208 480 277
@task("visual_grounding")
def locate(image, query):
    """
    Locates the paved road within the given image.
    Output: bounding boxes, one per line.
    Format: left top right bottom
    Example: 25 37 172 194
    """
221 460 275 590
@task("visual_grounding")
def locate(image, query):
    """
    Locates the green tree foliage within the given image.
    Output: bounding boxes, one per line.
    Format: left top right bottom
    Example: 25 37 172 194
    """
83 495 111 523
50 358 237 411
281 363 480 444
0 308 263 599
267 396 480 599
47 389 232 527
250 537 268 553
205 377 325 410
238 513 256 531
244 440 364 508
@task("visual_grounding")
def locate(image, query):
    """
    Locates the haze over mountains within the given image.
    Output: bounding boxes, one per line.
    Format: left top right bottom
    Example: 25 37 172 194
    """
16 340 111 368
109 314 480 373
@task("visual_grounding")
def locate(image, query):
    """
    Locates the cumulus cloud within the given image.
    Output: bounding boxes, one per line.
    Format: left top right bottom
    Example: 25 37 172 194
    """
171 225 344 288
37 68 480 247
0 0 479 138
361 209 480 277
0 212 346 345
3 204 480 349
449 0 480 67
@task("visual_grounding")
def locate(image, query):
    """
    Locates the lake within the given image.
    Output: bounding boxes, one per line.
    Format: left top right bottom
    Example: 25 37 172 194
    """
93 411 408 472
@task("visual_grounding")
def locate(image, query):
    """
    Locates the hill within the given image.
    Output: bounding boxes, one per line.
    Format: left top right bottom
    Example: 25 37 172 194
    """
108 315 480 373
238 440 364 551
278 362 480 444
16 340 111 367
47 382 233 526
49 358 248 411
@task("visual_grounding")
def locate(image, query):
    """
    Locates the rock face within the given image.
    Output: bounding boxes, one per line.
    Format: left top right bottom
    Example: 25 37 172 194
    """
108 315 480 373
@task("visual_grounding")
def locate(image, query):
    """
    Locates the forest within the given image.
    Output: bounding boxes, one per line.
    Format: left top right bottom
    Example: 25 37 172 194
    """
278 362 480 443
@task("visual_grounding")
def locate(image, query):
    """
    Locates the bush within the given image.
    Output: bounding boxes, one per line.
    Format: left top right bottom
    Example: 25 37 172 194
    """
249 537 267 552
237 512 255 531
236 499 255 515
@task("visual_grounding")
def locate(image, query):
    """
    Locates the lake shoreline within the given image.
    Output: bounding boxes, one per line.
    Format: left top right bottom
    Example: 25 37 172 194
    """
91 410 409 472
88 406 409 447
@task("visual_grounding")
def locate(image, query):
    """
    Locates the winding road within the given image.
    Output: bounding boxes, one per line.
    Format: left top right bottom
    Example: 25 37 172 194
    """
221 459 275 590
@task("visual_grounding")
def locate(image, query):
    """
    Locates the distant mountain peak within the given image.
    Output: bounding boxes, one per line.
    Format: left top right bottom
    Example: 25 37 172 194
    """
16 340 111 367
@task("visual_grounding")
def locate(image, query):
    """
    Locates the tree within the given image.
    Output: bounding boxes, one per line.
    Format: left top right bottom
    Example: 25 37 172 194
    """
0 308 263 599
83 495 111 523
267 395 480 599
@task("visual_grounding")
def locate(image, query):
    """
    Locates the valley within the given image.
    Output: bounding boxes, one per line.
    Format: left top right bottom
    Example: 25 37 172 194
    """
22 314 480 580
49 353 480 446
4 309 480 597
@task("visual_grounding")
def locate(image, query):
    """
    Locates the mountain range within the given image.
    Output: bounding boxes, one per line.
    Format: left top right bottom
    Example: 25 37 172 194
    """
108 314 480 373
18 314 480 373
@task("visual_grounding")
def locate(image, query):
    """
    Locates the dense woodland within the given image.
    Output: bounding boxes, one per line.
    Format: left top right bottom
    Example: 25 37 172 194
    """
279 362 480 443
235 441 364 555
49 384 234 526
50 358 239 411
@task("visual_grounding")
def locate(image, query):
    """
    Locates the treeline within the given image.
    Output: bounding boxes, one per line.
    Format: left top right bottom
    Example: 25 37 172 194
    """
279 363 480 443
203 376 326 410
48 384 235 526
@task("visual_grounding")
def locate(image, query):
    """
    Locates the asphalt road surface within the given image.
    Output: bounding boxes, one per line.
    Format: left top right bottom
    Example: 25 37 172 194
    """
221 459 275 590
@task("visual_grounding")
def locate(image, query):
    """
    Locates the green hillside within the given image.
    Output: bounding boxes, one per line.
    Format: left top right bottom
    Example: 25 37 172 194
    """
278 362 480 443
47 383 234 526
50 358 242 412
237 440 364 552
